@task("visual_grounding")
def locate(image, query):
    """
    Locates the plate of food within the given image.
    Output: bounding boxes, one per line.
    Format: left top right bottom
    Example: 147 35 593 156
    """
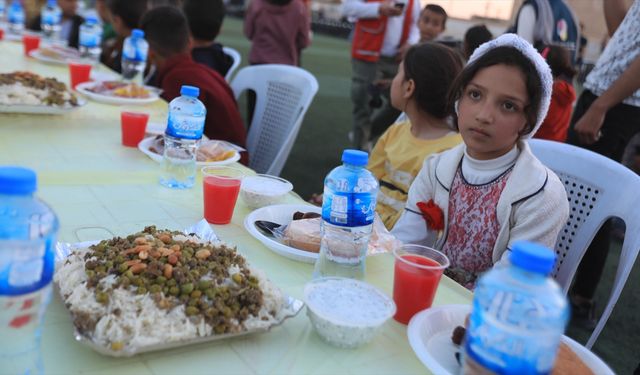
243 204 400 264
54 225 303 357
0 71 86 114
75 80 161 105
407 304 615 375
138 135 242 165
29 45 81 65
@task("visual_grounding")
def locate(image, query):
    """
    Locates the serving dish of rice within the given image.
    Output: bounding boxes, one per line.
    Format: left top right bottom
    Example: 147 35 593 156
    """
54 226 302 357
0 71 84 114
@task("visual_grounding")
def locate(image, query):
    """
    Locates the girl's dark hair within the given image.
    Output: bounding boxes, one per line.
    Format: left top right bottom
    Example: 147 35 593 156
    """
544 45 576 80
447 46 542 136
107 0 148 30
266 0 293 6
403 42 463 119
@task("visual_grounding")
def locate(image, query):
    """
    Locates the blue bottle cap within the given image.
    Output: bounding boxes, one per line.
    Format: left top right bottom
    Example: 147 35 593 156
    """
341 149 368 166
131 29 144 38
509 241 556 275
47 0 56 6
0 166 37 195
180 85 199 97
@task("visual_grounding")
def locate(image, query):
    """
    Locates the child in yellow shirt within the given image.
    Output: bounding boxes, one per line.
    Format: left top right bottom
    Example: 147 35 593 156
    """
368 42 463 229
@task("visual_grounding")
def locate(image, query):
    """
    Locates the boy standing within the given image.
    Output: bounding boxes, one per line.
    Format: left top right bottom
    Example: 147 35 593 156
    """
182 0 234 78
417 4 446 43
140 6 247 149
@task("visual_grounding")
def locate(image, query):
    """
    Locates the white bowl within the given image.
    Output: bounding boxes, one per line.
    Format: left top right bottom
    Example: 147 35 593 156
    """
304 277 396 349
240 174 293 209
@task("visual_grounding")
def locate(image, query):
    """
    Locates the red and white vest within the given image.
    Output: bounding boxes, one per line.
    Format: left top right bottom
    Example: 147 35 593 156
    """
351 0 415 62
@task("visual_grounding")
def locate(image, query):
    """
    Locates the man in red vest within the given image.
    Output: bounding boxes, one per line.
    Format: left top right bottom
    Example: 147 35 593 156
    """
344 0 420 150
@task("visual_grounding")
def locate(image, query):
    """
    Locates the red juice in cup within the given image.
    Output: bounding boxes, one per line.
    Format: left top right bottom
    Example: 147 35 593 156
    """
22 34 40 56
203 175 242 224
392 245 449 324
120 111 149 147
68 62 92 89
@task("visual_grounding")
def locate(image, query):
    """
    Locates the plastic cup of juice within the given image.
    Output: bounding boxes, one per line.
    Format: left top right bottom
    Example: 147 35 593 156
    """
392 244 449 324
202 166 245 225
68 61 92 89
120 111 149 147
22 33 40 56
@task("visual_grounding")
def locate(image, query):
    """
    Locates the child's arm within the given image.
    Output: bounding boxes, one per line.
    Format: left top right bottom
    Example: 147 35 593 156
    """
391 157 437 245
501 174 569 261
296 3 311 50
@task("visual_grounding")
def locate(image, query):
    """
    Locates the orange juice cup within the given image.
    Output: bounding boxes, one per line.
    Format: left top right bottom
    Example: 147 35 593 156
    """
392 244 449 324
22 34 40 56
202 166 244 225
68 61 92 89
120 111 150 147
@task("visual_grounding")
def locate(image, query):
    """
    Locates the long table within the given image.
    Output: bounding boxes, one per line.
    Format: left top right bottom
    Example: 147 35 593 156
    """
0 40 472 374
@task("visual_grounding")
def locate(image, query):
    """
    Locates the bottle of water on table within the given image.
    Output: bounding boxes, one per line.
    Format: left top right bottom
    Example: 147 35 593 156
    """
121 29 148 84
7 0 25 35
0 1 6 25
313 149 378 280
0 166 59 375
462 241 569 375
40 0 61 41
160 85 206 189
78 16 102 64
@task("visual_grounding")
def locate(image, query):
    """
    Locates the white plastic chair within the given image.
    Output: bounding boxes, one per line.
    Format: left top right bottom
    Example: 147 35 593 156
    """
222 46 241 82
230 64 319 176
528 139 640 349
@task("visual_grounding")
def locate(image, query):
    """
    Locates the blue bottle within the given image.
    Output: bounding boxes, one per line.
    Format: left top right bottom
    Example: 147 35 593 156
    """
160 85 206 189
0 167 59 375
462 241 569 375
79 16 103 64
7 0 25 35
121 29 148 83
0 1 6 24
40 0 61 41
313 149 378 280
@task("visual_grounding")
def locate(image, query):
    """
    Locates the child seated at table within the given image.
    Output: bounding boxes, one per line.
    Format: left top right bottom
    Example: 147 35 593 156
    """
182 0 233 78
140 6 247 151
392 34 569 289
27 0 84 48
101 0 149 73
368 42 463 230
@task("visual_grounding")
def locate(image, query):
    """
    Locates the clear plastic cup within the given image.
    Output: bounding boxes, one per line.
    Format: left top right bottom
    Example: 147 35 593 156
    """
392 244 449 324
120 111 149 147
68 61 92 89
201 166 245 224
22 34 40 56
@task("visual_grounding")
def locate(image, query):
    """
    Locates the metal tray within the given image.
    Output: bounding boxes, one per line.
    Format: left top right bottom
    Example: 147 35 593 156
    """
54 220 304 357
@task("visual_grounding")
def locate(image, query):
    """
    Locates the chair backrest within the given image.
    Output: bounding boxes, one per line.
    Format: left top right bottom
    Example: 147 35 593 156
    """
222 46 242 82
528 139 640 348
230 64 319 176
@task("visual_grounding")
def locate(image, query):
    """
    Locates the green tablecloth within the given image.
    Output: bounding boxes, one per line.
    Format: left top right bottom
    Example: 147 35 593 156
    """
0 40 471 375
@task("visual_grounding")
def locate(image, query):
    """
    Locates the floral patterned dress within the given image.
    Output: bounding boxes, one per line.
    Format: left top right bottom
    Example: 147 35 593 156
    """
441 166 513 289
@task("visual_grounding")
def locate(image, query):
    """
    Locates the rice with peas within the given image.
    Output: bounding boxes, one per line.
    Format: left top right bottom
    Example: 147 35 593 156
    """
54 227 287 353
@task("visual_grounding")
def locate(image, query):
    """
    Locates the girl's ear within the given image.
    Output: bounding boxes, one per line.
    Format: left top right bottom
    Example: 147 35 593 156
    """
404 79 415 99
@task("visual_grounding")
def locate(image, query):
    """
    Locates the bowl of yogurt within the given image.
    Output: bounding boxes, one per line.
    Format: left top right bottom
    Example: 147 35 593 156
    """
240 174 293 209
303 277 396 348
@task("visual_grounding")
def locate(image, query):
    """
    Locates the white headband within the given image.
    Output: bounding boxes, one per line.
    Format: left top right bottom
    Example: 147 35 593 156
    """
467 33 553 139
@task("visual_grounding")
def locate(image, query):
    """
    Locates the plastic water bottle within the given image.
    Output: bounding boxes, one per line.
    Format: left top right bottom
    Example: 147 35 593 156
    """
79 16 102 64
40 0 61 41
0 167 59 375
0 1 7 25
7 0 25 35
121 29 148 84
462 241 569 375
160 85 206 189
312 150 378 280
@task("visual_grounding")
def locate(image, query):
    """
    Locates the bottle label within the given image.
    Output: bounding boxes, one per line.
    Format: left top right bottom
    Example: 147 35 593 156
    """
166 112 205 140
322 186 376 227
9 10 24 24
123 40 148 62
464 291 563 374
42 12 60 25
80 30 100 48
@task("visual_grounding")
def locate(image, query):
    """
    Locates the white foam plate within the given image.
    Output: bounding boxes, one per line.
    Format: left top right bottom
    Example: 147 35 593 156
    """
75 81 161 105
407 304 615 375
244 203 321 263
137 136 241 166
29 48 80 65
0 97 87 114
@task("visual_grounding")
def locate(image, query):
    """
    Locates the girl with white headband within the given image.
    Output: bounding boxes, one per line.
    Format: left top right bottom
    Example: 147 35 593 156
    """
392 34 569 289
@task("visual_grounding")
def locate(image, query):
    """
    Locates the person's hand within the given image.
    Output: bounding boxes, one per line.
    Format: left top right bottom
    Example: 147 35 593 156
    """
574 104 607 145
379 1 403 17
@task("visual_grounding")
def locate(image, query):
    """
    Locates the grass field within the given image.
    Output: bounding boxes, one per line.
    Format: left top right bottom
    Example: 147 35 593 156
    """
218 17 639 374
